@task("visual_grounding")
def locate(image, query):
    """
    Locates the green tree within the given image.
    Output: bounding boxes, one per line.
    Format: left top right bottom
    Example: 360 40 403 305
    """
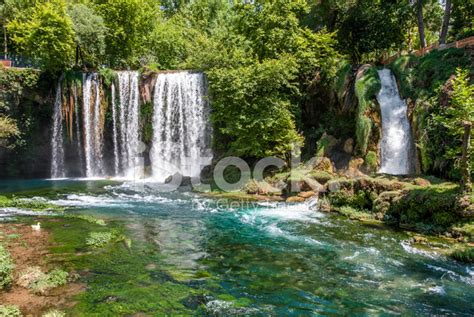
434 68 474 191
68 3 107 68
7 0 75 70
95 0 159 68
337 0 410 63
208 57 303 159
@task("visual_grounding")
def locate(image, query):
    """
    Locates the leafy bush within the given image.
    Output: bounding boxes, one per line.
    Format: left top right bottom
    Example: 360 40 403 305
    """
0 305 21 317
0 245 14 289
86 230 125 248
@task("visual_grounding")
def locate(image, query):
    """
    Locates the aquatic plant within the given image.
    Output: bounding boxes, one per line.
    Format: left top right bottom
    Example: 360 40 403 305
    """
0 305 21 317
17 266 68 293
68 214 106 226
42 309 66 317
0 244 14 289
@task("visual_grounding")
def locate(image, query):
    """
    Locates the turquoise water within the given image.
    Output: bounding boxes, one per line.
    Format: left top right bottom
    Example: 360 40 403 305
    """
1 179 473 315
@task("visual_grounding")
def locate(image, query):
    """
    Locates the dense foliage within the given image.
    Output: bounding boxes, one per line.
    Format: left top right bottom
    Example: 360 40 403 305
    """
0 0 472 163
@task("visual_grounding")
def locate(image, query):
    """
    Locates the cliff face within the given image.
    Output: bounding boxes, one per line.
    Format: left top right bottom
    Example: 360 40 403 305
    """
0 68 54 178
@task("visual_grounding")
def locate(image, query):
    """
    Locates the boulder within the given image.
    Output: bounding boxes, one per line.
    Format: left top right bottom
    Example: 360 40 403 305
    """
164 173 192 187
298 191 316 199
344 157 365 178
412 177 431 187
343 138 354 154
312 157 334 174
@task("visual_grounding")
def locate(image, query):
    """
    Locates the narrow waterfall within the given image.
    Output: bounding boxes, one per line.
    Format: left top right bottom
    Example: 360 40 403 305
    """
73 82 84 175
51 82 65 178
82 73 105 177
376 69 413 175
116 71 141 178
111 82 120 176
150 72 212 181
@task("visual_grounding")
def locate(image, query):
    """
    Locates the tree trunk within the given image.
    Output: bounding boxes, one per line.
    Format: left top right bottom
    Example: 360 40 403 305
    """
3 24 7 59
439 0 452 45
460 121 472 192
417 0 426 48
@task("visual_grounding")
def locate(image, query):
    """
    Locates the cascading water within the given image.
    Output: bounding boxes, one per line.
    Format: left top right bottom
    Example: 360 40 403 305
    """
73 82 84 175
150 71 212 181
51 82 65 178
82 73 105 177
116 71 141 178
376 69 413 175
111 82 120 176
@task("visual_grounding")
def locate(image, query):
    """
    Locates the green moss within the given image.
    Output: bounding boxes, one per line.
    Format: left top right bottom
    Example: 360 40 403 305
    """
354 66 381 155
336 206 374 220
67 214 106 226
364 151 378 172
0 305 21 317
0 244 14 289
308 170 333 184
140 102 154 144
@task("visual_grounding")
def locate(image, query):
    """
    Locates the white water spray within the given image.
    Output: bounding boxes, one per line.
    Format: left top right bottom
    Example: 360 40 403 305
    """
376 69 413 175
150 72 212 181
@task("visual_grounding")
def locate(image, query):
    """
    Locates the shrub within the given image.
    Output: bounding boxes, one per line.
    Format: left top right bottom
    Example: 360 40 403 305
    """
0 245 14 289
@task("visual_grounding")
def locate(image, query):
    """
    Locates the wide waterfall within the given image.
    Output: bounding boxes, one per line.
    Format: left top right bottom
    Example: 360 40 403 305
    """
115 71 141 178
82 73 105 177
151 72 212 181
376 69 414 175
50 70 212 180
50 82 65 178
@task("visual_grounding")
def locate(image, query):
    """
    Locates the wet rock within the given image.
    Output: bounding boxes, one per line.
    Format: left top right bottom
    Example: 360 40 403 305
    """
412 178 431 186
411 236 428 244
298 191 316 199
164 173 192 187
343 138 354 154
286 196 305 203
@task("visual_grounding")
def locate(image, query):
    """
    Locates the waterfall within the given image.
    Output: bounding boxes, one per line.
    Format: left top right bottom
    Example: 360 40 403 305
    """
376 69 414 175
150 71 212 181
73 82 84 175
116 71 141 178
51 82 65 178
111 82 120 176
82 73 105 177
